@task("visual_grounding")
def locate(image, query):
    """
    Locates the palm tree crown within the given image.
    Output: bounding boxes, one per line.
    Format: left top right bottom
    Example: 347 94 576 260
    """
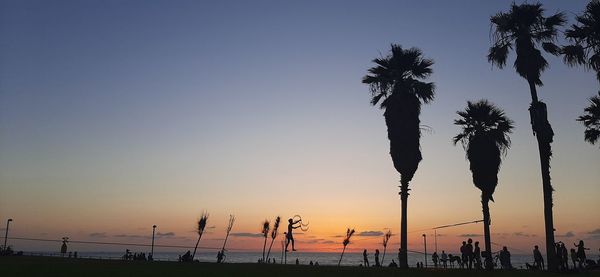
363 44 434 108
362 44 434 180
488 3 565 88
454 100 514 200
577 91 600 146
563 0 600 81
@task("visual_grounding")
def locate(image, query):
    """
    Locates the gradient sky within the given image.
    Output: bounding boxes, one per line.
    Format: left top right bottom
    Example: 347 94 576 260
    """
1 0 599 256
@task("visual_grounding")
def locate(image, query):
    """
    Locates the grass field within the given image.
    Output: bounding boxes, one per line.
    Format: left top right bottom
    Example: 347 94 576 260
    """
1 256 599 277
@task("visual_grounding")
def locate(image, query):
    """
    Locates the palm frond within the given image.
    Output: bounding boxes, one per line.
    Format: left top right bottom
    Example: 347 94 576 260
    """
577 91 600 146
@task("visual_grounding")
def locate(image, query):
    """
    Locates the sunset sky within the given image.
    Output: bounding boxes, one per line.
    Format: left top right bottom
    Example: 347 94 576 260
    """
1 0 599 256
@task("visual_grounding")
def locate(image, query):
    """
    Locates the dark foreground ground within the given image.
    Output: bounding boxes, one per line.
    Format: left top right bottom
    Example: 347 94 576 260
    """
1 256 599 277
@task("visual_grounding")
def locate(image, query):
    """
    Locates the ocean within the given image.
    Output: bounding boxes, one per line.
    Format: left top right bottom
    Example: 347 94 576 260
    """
22 251 538 269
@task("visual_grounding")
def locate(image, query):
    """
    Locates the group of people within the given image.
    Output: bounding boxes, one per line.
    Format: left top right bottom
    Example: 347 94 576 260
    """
122 249 153 261
361 249 383 267
431 238 494 269
531 240 595 271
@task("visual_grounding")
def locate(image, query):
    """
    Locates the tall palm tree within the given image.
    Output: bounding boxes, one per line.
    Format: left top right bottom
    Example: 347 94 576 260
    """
488 3 565 271
362 44 435 268
192 212 209 261
453 100 514 270
577 91 600 146
563 0 600 82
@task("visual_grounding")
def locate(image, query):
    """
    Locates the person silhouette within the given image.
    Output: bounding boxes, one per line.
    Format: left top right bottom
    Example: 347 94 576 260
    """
432 251 439 268
560 242 568 270
217 250 225 263
363 249 369 267
533 245 544 270
574 240 589 269
466 238 474 269
375 249 381 267
473 241 481 269
285 218 301 252
441 250 448 269
570 248 577 269
499 246 512 269
460 241 467 269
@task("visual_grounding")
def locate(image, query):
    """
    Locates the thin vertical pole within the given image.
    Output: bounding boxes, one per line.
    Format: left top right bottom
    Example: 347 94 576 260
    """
151 225 156 258
3 219 12 251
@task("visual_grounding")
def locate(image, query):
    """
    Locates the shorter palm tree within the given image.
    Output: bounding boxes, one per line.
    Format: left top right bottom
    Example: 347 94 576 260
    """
261 220 270 262
192 212 209 260
265 216 281 262
381 230 392 265
577 91 600 147
453 100 514 270
338 228 355 266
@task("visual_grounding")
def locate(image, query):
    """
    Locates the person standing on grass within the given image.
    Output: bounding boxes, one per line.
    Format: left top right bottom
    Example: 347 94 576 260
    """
363 249 370 267
375 249 381 267
441 251 448 269
575 240 589 269
466 238 474 269
460 241 467 268
533 245 544 270
474 241 481 269
432 251 439 268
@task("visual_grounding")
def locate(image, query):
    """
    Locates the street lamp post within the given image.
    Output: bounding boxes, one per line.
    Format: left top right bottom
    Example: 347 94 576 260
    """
3 219 12 251
422 234 427 268
151 225 157 259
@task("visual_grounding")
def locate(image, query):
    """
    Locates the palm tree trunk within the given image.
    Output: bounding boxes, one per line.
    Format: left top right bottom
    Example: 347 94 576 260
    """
481 195 493 270
527 80 557 271
399 180 410 269
381 246 387 265
338 246 347 266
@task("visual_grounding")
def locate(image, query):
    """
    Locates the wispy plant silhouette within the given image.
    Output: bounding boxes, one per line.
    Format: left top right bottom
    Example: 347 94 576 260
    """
488 3 564 270
265 216 280 262
261 220 270 262
218 214 235 262
192 212 209 260
562 0 600 82
577 91 600 147
454 100 514 270
338 228 355 266
363 44 435 268
381 230 392 265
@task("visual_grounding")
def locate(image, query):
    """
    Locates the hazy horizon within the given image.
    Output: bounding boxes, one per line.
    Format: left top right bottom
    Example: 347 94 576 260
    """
1 0 599 256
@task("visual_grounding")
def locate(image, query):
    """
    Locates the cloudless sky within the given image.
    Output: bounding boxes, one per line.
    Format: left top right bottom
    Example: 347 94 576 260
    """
1 0 598 255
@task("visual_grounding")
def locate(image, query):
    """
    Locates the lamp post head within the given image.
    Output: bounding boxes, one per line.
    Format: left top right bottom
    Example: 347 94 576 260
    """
422 234 426 237
7 219 12 222
153 225 157 228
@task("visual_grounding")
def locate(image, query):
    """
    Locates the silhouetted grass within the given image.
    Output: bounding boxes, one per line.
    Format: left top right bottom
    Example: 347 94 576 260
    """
3 256 599 277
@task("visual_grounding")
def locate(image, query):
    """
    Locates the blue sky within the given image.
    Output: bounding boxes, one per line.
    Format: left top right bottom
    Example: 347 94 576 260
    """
0 0 598 253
